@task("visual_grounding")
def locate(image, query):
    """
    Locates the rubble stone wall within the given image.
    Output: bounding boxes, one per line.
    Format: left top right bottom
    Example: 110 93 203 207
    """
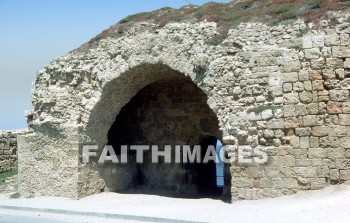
17 12 350 201
0 130 30 173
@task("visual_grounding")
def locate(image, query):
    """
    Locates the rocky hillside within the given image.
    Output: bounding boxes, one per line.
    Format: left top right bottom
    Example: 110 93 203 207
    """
75 0 350 53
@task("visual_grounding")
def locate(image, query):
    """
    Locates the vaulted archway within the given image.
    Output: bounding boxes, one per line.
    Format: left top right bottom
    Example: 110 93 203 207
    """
82 64 230 199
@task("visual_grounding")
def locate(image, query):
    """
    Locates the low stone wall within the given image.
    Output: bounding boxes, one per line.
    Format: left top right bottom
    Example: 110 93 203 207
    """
0 129 31 173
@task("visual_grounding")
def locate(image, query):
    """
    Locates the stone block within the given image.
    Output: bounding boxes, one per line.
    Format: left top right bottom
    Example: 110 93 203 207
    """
309 136 319 148
283 104 295 117
260 178 272 188
318 91 329 102
304 48 321 59
346 149 350 158
299 92 313 103
306 103 319 115
285 117 300 128
261 109 274 120
324 34 340 46
299 69 309 81
267 119 284 129
322 69 336 80
246 111 261 121
329 90 349 102
330 169 340 180
336 159 350 169
339 114 350 125
263 129 274 138
304 81 312 91
338 79 350 91
342 137 350 149
283 83 293 93
295 167 317 178
284 93 299 104
342 102 350 113
310 178 326 190
326 58 343 69
332 46 350 58
232 177 255 188
308 148 327 158
340 169 350 180
312 80 324 91
277 146 291 156
297 177 310 189
335 69 345 80
289 136 300 149
274 108 284 118
344 58 350 69
316 166 330 178
300 136 310 149
273 97 283 104
269 73 283 96
280 60 301 73
329 126 347 137
310 58 325 70
295 104 307 116
283 178 298 189
327 101 342 114
322 46 331 58
312 158 323 166
340 33 350 45
295 127 311 136
318 102 327 114
271 178 284 189
293 82 304 92
316 115 324 126
320 137 342 148
269 155 295 167
275 129 285 138
296 159 313 167
302 36 312 49
309 70 323 80
302 115 317 127
312 36 324 47
327 148 345 159
282 72 299 83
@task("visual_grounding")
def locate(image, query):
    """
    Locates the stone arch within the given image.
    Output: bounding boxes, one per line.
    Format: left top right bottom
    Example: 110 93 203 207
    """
84 63 219 146
79 63 231 198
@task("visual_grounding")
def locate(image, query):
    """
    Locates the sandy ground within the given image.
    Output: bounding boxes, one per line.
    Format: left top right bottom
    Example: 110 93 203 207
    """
1 182 350 223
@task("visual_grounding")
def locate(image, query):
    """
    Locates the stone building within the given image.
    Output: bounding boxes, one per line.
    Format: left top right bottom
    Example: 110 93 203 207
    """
6 4 350 202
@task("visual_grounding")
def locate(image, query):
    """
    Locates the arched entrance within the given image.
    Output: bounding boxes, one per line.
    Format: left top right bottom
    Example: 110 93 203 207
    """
104 76 230 198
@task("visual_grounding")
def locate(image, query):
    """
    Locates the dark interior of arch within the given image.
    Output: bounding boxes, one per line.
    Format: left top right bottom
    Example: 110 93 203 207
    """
106 77 231 200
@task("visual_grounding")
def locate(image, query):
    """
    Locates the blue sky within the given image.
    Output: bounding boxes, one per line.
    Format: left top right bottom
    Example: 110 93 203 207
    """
0 0 230 130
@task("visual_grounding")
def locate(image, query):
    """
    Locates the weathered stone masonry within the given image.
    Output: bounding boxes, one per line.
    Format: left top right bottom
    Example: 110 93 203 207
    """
0 130 30 173
16 12 350 201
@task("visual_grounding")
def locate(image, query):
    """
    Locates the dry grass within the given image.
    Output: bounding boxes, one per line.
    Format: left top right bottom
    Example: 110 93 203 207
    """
75 0 350 52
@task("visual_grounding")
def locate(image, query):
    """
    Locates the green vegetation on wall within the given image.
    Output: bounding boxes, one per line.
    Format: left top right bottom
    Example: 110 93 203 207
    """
80 0 350 50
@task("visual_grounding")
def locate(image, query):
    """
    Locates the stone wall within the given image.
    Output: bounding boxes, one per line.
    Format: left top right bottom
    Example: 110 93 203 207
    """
227 19 350 200
17 11 350 201
0 129 30 173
